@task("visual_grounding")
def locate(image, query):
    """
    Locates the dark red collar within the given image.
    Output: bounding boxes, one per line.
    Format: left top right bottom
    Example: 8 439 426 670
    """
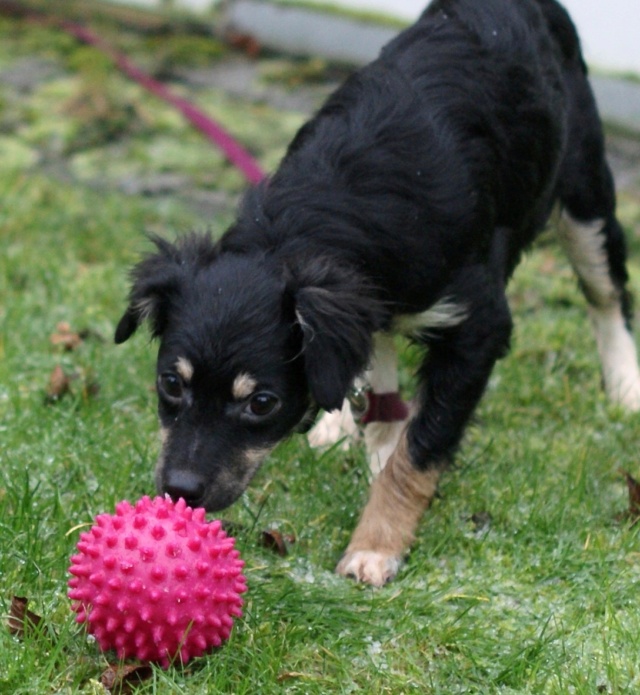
360 392 409 425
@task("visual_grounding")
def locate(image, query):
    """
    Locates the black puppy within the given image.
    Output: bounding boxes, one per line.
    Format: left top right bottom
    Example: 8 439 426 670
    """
116 0 640 586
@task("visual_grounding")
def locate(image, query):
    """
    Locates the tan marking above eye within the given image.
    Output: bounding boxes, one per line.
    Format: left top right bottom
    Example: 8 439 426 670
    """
175 357 194 383
232 373 258 401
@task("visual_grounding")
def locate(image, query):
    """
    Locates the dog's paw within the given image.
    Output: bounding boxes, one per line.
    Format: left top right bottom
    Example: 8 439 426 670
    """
307 401 359 450
614 378 640 412
604 372 640 412
619 386 640 412
335 550 402 587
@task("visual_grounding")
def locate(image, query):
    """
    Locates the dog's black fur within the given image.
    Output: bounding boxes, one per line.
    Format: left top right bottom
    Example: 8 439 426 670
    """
116 0 635 572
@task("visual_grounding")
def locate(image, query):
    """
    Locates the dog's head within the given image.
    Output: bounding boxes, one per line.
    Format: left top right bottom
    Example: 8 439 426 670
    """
115 234 384 511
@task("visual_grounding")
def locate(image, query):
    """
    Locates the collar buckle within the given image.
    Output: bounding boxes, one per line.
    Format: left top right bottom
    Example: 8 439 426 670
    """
347 381 371 421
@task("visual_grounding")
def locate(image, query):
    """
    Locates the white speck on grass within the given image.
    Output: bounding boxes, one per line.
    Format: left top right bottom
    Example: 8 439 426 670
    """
286 557 342 587
352 635 390 671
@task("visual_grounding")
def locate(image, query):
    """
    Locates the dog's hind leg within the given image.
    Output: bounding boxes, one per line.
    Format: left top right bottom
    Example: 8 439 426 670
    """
336 280 513 585
556 70 640 410
557 211 640 410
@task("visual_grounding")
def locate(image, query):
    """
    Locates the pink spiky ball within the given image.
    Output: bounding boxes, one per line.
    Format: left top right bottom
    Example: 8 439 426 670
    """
68 495 247 667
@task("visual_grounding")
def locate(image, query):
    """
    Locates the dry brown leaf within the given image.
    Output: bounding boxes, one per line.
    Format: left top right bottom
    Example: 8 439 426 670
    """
7 596 42 638
216 521 296 557
261 529 296 557
50 321 84 351
45 365 100 404
624 470 640 523
46 364 71 401
100 663 153 694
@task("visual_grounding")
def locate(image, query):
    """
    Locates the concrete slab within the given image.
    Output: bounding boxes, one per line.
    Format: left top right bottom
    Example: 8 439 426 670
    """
591 76 640 135
224 0 396 65
224 0 640 135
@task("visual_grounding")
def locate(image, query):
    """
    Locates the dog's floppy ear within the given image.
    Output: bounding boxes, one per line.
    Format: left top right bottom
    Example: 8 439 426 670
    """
115 234 216 344
290 259 387 412
114 238 182 344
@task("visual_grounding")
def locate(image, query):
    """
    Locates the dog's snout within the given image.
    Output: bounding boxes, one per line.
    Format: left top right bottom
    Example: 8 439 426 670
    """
163 469 206 508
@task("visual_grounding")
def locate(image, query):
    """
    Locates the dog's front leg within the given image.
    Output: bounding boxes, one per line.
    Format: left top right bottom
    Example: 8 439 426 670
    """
336 429 439 586
336 283 513 586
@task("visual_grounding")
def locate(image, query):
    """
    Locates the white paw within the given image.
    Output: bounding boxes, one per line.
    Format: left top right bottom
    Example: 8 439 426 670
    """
589 305 640 412
335 550 402 587
617 388 640 412
607 377 640 412
307 401 359 450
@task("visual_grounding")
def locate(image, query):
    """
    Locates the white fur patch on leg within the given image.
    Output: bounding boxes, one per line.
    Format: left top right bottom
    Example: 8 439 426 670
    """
589 305 640 411
366 333 399 393
557 212 616 306
307 399 359 450
394 297 468 337
558 211 640 411
365 420 408 477
363 333 409 475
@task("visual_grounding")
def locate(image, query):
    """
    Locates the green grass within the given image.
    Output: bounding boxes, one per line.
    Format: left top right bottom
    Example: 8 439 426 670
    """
2 14 640 695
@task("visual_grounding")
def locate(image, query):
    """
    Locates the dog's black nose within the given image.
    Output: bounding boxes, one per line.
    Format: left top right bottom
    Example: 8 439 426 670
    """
164 470 206 508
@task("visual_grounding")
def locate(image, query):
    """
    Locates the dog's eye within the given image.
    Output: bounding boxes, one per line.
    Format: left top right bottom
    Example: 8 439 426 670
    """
246 392 280 419
158 372 184 402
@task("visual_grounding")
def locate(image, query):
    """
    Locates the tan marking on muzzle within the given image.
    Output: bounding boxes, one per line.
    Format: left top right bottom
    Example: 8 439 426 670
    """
155 427 170 490
241 447 273 485
212 446 274 502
